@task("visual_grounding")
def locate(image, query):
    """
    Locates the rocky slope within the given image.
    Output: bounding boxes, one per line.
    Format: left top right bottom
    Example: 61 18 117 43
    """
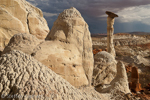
0 0 49 48
0 50 109 100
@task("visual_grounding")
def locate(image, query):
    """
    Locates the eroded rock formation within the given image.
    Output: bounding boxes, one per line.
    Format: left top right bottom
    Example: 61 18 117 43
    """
129 67 142 92
96 61 131 94
0 50 107 100
2 33 43 55
0 0 49 48
45 7 94 86
2 7 94 87
37 7 93 87
93 51 117 86
106 11 118 57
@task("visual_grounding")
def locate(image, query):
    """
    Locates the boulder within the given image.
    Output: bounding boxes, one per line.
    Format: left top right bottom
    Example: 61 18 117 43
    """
46 7 94 86
0 50 106 100
2 33 43 55
0 0 49 48
33 7 93 87
93 51 117 86
96 61 131 94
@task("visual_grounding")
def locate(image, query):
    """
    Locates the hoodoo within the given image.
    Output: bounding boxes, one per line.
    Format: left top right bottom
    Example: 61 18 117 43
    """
106 11 118 57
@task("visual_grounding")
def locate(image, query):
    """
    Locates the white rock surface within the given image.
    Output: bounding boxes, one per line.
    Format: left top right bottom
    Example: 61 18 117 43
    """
0 0 49 48
33 41 89 87
96 61 131 94
33 7 93 87
2 33 43 55
2 7 93 87
109 61 131 94
0 50 109 100
93 51 117 86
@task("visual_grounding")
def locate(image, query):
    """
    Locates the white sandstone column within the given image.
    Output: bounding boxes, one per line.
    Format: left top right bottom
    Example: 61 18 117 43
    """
106 11 118 57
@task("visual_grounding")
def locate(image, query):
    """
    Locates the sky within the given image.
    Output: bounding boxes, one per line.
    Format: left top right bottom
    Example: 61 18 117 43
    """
27 0 150 34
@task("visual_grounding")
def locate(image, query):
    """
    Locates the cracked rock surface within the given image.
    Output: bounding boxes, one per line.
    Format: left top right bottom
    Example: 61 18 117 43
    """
0 50 108 100
96 61 131 94
93 51 117 86
0 0 49 48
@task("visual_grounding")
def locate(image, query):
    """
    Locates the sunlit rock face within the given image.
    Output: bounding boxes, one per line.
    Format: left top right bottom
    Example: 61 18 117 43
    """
2 7 94 87
0 50 105 100
0 0 49 48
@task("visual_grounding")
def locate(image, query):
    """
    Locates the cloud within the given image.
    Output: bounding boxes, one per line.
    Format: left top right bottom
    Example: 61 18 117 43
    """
26 0 150 33
117 4 150 25
43 12 58 17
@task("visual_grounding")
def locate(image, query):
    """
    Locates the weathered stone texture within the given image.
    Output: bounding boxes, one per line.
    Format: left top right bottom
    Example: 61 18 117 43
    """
2 7 94 87
2 33 43 55
0 0 49 48
96 61 130 94
93 51 117 86
0 50 106 100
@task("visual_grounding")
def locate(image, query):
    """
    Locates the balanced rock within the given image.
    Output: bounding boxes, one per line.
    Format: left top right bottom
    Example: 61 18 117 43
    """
93 51 117 86
2 33 43 55
106 11 118 57
0 50 106 100
0 0 49 48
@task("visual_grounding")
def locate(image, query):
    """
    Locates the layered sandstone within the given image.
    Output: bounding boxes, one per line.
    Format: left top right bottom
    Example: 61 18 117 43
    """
0 0 49 48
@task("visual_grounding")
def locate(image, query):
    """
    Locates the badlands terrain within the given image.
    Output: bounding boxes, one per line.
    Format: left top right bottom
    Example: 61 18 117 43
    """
92 33 150 99
0 0 150 100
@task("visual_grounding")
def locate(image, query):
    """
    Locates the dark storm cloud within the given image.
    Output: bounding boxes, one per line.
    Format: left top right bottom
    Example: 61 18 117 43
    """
27 0 150 33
